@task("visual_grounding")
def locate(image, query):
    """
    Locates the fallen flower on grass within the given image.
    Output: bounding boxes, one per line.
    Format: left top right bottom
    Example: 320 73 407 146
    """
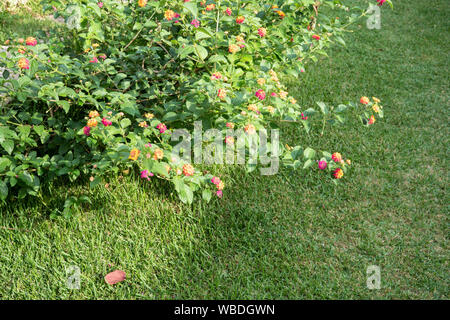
104 270 126 285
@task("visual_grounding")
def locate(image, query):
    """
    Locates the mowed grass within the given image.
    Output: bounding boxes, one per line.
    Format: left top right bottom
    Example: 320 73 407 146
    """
0 0 448 299
0 2 57 43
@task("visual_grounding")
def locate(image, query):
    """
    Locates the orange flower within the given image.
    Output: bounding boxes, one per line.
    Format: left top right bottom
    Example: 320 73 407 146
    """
129 148 140 160
139 121 148 128
248 104 258 112
153 148 164 160
372 97 381 103
244 124 256 135
182 163 195 176
217 88 227 100
225 136 235 144
277 11 286 18
332 152 342 163
236 16 245 24
89 110 100 118
87 118 98 127
205 4 215 11
226 122 235 129
18 46 26 54
269 69 279 82
138 0 147 7
164 9 176 20
333 168 344 179
360 96 370 104
257 78 266 86
144 113 154 119
266 106 275 114
17 58 29 70
236 35 245 43
258 28 267 37
25 37 37 46
228 43 240 54
279 90 288 100
211 72 222 80
346 159 351 165
368 115 376 125
312 34 320 40
216 180 225 190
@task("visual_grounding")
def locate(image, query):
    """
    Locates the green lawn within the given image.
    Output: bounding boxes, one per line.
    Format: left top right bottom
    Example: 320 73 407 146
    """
0 1 57 43
0 0 448 299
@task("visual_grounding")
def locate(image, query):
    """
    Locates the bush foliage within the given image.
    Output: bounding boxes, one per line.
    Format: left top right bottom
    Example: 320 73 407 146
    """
0 0 386 205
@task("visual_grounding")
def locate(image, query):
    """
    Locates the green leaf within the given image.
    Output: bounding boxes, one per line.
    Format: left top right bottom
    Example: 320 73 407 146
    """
120 118 131 128
303 108 317 116
184 185 194 205
335 104 348 113
195 28 212 40
202 189 212 202
303 147 316 159
0 180 8 200
19 171 33 186
87 3 101 17
183 1 198 18
0 158 11 172
133 22 142 31
303 159 314 169
195 45 208 61
290 146 303 160
322 151 332 159
335 36 346 46
1 140 14 155
33 125 49 143
59 101 70 113
144 20 157 28
2 69 9 79
17 125 31 138
208 55 227 64
152 162 169 177
317 102 329 115
162 112 178 121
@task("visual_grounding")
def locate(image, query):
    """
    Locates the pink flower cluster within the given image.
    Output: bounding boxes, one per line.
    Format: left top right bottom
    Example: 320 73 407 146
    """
255 89 266 100
211 176 224 198
101 118 112 126
157 123 167 133
191 19 200 28
318 160 327 170
83 126 91 136
140 170 154 181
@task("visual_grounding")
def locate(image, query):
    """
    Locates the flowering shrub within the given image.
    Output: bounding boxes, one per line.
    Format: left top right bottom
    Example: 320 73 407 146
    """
0 0 387 205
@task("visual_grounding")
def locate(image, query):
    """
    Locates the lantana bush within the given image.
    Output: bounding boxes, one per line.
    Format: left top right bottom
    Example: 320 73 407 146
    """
0 0 388 208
